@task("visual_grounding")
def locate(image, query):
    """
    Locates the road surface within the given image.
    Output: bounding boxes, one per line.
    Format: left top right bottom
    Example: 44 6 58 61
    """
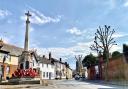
0 79 128 89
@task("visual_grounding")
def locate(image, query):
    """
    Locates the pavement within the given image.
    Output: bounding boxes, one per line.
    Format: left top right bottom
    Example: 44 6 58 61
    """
0 79 128 89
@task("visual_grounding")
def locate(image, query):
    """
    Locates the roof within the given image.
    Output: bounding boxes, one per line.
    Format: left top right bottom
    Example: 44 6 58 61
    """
31 51 40 62
51 58 65 64
39 54 71 68
51 58 59 62
0 41 23 56
39 56 52 64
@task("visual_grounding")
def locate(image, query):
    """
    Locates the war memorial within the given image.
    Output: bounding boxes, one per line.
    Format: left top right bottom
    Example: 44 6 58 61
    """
7 11 39 84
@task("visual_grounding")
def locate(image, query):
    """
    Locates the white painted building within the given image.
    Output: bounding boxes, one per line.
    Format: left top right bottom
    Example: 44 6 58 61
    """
39 53 72 80
31 51 40 69
39 55 55 79
51 58 67 79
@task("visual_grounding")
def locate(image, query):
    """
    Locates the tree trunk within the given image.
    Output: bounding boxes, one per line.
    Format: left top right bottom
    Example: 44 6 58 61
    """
105 51 109 81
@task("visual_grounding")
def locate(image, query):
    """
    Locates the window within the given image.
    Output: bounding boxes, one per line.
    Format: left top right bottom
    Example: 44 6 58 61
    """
51 65 54 68
46 72 49 77
33 60 34 66
6 66 10 75
1 65 4 77
57 63 60 68
0 53 2 59
43 72 45 77
42 64 43 67
0 65 2 74
37 62 39 66
56 71 59 76
9 56 11 62
47 64 48 68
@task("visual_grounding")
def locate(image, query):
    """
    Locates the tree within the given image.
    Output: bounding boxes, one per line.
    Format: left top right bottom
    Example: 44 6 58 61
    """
82 53 97 69
112 51 122 58
90 25 117 81
123 44 128 63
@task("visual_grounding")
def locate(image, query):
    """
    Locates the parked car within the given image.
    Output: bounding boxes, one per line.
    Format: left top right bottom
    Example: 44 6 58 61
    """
75 74 80 80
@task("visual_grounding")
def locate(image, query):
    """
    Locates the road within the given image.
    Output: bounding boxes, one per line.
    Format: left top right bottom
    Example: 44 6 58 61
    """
0 79 128 89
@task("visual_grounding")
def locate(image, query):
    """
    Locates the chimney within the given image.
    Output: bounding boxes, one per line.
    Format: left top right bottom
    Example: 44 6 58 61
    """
60 58 62 62
43 55 45 58
65 62 67 67
49 52 51 60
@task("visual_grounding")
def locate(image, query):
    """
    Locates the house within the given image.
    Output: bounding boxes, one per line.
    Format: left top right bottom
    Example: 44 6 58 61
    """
0 40 23 80
68 68 72 79
29 51 40 76
39 54 55 80
0 39 40 80
51 57 66 79
39 52 72 80
51 54 72 79
66 63 72 79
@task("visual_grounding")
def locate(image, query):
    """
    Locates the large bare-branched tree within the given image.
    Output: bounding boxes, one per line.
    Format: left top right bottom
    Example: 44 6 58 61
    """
90 25 117 81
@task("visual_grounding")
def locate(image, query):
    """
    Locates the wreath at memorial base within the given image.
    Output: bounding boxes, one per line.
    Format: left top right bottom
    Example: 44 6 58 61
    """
12 68 38 78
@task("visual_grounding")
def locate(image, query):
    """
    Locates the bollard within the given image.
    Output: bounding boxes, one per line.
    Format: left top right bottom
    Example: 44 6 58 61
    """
40 79 48 86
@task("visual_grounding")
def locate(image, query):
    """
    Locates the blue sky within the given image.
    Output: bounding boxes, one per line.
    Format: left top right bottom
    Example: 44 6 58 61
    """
0 0 128 69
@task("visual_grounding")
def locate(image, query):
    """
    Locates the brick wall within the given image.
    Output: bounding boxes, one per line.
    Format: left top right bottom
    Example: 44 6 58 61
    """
102 56 128 80
0 62 18 80
87 56 128 81
87 66 96 80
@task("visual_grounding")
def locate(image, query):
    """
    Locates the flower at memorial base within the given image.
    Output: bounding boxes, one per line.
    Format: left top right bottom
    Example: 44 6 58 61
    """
12 68 38 78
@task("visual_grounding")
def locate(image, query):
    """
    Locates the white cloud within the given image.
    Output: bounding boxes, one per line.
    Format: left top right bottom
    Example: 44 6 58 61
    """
0 9 11 18
30 41 97 69
124 0 128 7
67 27 83 36
31 41 93 61
66 27 95 43
112 32 128 38
109 45 122 53
21 8 61 25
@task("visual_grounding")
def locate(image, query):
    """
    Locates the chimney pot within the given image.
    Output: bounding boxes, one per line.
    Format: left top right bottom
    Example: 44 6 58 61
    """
60 58 62 62
49 52 51 60
43 55 45 58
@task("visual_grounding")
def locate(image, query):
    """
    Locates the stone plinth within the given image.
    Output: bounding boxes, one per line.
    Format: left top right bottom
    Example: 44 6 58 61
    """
8 78 40 85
